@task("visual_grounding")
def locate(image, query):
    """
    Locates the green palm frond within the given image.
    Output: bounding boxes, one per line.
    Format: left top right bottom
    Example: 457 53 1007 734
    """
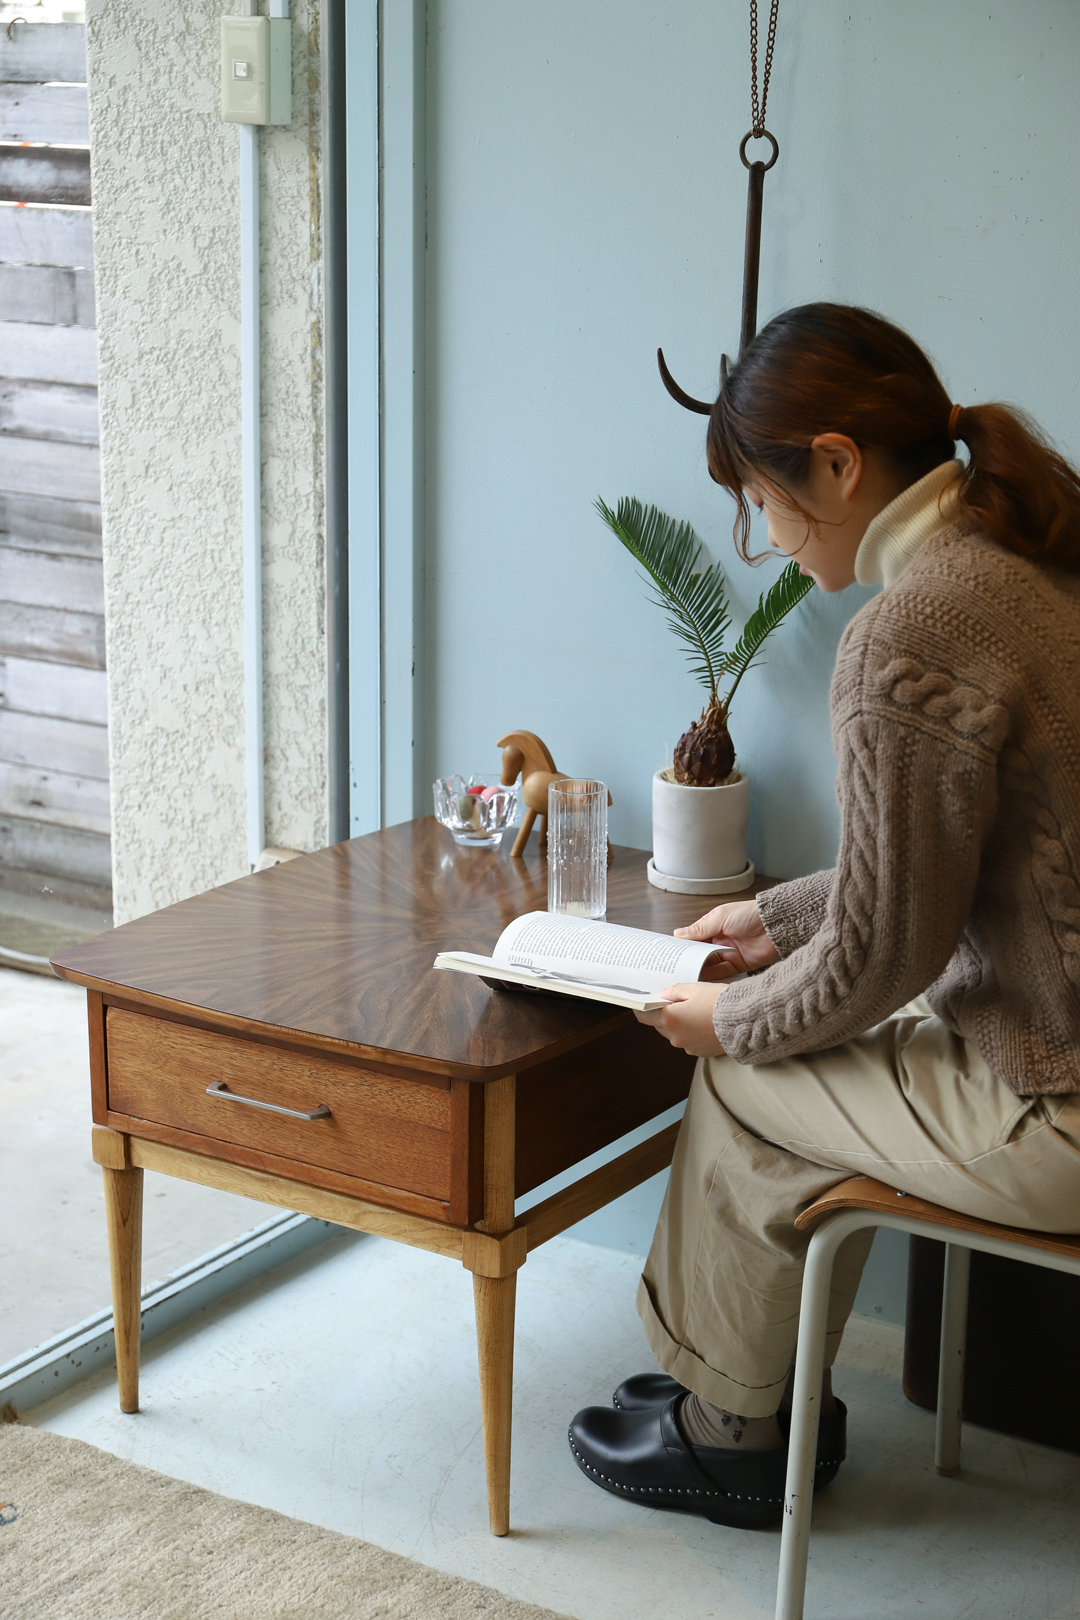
715 560 815 712
595 497 731 702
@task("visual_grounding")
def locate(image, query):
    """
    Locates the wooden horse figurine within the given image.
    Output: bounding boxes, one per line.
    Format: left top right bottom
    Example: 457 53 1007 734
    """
497 730 565 858
497 729 614 864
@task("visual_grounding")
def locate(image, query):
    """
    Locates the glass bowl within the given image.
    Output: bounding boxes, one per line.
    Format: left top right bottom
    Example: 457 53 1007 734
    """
433 773 521 848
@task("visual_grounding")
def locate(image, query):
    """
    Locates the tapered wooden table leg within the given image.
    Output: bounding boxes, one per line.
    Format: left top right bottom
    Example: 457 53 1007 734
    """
102 1161 143 1413
468 1074 518 1535
473 1270 517 1535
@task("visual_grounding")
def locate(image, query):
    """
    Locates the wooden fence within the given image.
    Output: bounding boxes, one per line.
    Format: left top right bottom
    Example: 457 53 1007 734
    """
0 22 110 914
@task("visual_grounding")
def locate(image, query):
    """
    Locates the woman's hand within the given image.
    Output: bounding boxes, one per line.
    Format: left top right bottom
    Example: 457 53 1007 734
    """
674 897 780 980
634 982 726 1056
634 901 779 1055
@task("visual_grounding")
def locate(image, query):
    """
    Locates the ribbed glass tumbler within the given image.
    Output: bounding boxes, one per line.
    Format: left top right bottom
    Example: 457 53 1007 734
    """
547 778 608 918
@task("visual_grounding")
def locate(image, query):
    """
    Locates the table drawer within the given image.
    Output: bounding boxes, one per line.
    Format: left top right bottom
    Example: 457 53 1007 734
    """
105 1008 452 1201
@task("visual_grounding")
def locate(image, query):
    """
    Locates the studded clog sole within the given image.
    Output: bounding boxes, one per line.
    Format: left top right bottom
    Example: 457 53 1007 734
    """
568 1395 787 1529
611 1373 847 1491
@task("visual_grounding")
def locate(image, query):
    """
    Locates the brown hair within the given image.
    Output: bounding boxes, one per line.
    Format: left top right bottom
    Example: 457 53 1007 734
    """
706 303 1080 573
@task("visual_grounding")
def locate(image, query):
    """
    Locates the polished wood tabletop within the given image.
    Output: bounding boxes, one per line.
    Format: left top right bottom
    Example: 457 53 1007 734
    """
51 818 770 1080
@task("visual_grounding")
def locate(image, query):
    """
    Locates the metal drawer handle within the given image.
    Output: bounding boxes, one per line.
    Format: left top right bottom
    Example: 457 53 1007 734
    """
206 1080 331 1122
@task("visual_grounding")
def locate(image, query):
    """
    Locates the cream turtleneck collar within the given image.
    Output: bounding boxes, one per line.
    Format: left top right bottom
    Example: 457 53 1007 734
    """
854 459 964 589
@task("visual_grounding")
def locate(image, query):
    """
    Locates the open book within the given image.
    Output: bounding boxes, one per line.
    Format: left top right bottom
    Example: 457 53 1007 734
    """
433 911 732 1012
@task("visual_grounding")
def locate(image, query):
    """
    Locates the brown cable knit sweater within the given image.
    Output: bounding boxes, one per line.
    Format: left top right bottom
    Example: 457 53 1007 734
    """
712 521 1080 1095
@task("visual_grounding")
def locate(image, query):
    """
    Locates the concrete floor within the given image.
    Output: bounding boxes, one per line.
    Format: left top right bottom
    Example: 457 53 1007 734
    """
0 967 282 1365
29 1228 1080 1620
10 961 1080 1616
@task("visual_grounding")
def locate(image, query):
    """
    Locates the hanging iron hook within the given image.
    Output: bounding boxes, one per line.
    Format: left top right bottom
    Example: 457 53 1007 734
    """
658 127 779 412
656 348 712 415
655 350 732 417
738 127 778 353
739 128 779 171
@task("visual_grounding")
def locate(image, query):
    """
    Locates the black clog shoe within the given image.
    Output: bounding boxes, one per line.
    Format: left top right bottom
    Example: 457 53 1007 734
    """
568 1395 787 1528
613 1371 686 1412
611 1372 848 1490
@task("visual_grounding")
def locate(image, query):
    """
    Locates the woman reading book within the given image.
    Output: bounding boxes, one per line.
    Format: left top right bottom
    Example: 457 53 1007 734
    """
568 303 1080 1526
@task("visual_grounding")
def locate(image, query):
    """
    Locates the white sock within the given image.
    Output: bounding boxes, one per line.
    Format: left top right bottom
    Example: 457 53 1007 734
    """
778 1366 837 1417
678 1395 783 1452
678 1369 838 1452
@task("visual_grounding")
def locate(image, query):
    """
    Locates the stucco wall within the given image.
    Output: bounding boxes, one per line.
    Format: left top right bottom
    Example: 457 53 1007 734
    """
86 0 327 925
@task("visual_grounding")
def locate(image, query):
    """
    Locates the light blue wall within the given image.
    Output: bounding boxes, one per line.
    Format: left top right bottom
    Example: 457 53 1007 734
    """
400 3 1080 1309
423 0 1080 879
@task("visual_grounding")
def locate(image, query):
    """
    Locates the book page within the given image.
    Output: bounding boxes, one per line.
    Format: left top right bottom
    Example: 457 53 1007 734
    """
491 911 724 995
432 952 670 1011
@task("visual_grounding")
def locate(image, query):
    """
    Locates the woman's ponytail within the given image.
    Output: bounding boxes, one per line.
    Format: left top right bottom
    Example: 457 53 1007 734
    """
952 402 1080 573
707 303 1080 575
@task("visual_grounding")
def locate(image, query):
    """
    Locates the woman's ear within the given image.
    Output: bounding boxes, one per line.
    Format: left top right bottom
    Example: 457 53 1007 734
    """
809 434 863 502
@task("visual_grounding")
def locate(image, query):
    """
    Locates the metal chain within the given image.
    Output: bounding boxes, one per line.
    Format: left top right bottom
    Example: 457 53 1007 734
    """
749 0 779 138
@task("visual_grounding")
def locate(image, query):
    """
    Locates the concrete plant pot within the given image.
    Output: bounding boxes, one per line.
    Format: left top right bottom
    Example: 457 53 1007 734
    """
647 769 755 895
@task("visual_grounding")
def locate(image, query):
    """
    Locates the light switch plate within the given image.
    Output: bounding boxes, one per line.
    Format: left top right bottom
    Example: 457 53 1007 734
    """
221 15 291 126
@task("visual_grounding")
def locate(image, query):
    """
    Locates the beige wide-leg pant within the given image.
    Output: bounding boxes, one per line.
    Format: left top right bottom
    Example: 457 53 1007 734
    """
638 999 1080 1417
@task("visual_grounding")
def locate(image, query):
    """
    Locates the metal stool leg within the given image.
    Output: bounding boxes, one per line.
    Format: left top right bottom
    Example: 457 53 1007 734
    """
776 1214 871 1620
934 1241 970 1475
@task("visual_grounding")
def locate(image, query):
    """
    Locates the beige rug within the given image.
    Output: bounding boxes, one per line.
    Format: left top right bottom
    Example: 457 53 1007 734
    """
0 1424 572 1620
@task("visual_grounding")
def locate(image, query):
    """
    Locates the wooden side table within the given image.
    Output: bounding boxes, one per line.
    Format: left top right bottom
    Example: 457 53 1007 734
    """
52 818 770 1534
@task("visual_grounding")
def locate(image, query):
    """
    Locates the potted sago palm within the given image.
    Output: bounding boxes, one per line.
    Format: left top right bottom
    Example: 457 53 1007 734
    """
596 497 813 893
